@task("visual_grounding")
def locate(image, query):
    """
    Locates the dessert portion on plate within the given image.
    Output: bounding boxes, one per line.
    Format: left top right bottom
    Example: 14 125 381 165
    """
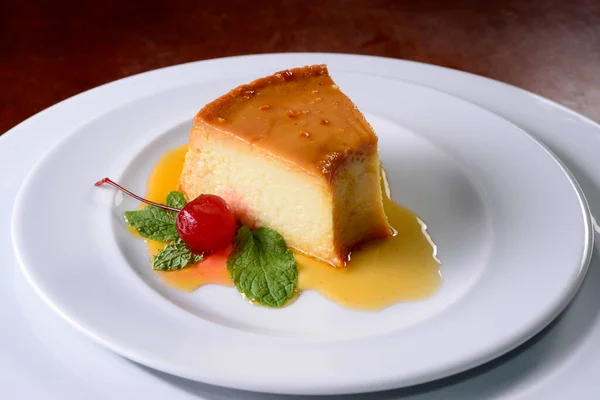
97 65 440 309
180 65 391 268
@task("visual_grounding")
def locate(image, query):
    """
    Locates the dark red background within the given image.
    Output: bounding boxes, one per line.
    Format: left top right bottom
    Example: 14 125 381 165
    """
2 0 599 135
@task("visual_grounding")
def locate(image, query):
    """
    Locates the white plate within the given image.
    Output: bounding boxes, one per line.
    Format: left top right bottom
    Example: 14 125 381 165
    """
8 57 595 396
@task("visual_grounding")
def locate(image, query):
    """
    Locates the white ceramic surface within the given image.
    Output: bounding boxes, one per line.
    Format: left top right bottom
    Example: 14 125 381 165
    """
10 63 593 394
1 53 600 399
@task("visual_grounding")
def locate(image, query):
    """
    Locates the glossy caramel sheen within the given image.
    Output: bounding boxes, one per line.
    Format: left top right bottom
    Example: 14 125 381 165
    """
140 145 441 310
195 65 378 179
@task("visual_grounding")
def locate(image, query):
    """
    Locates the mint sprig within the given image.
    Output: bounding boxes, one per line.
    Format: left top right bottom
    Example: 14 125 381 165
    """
151 238 203 271
166 191 187 209
124 190 299 302
124 206 179 242
123 190 190 242
125 190 201 271
227 226 298 307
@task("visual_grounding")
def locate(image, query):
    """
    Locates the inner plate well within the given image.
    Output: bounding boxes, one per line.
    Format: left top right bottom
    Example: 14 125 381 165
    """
114 114 490 339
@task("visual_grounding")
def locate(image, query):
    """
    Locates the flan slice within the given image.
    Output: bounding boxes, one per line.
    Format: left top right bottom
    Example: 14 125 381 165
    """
179 65 391 267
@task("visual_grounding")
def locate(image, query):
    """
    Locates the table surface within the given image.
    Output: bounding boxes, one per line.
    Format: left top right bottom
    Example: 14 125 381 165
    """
1 0 600 135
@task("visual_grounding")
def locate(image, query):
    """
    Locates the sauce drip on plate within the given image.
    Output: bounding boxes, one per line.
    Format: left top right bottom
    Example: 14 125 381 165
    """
139 145 441 310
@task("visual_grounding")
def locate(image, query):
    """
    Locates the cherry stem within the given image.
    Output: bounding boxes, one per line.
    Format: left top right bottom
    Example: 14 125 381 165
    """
95 177 181 212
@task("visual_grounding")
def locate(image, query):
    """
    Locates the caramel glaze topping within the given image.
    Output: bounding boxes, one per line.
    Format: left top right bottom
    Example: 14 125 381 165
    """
194 65 378 181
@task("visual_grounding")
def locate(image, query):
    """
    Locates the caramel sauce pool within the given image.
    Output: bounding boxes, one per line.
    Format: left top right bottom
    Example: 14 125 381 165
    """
140 145 441 310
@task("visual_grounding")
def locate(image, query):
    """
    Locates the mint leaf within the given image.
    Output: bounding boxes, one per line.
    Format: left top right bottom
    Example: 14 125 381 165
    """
227 226 298 307
151 238 203 271
166 191 187 209
124 191 186 241
124 206 178 242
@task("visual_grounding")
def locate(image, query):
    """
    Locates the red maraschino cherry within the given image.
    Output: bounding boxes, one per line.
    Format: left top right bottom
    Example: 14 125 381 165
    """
95 178 237 254
176 194 237 254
